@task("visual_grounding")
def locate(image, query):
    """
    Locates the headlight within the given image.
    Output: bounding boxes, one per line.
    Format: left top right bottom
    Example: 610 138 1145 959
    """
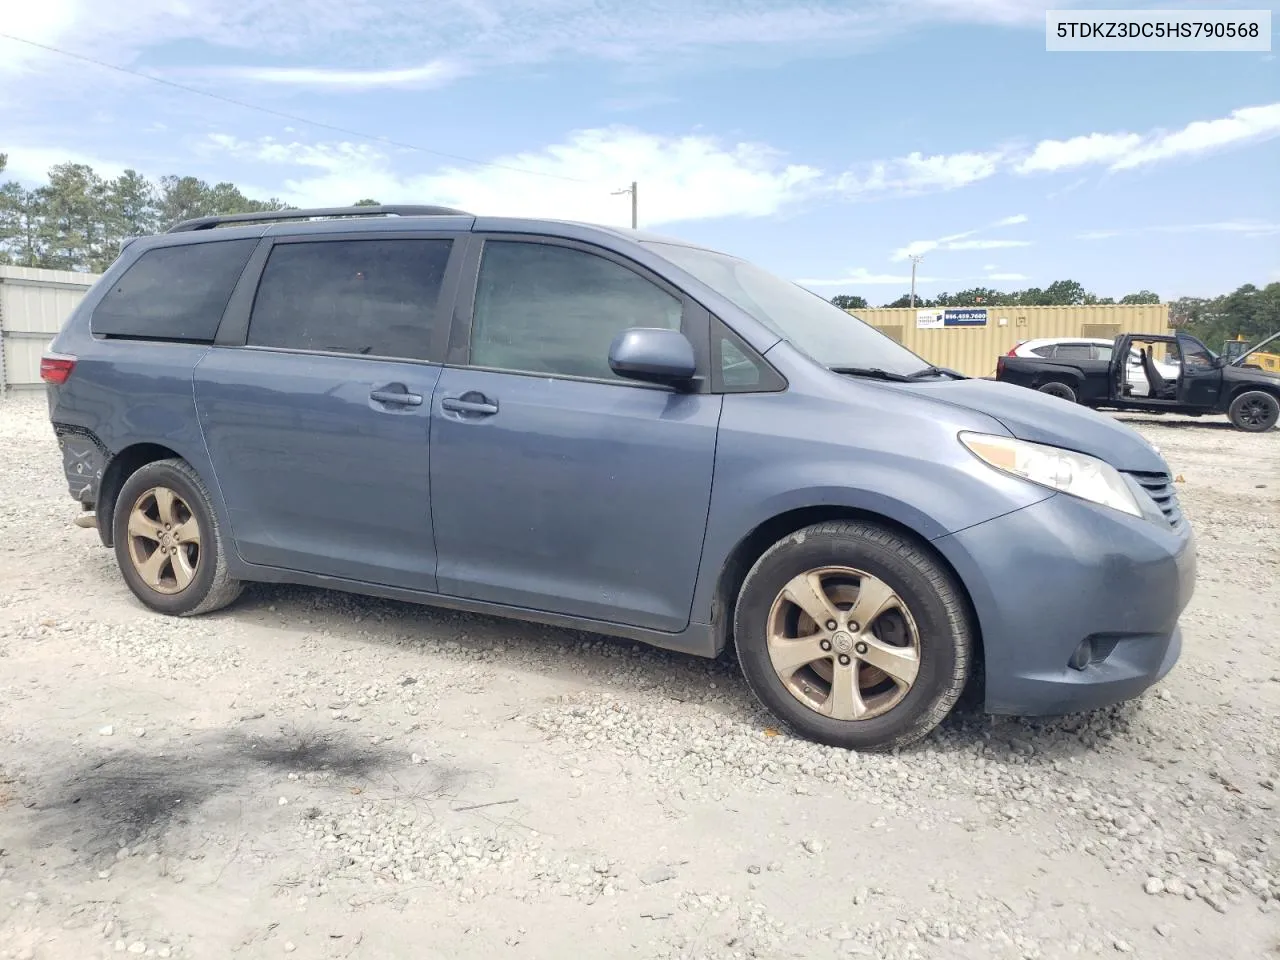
959 432 1142 518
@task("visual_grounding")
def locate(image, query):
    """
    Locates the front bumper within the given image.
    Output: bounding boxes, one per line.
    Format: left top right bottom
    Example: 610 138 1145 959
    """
934 492 1196 716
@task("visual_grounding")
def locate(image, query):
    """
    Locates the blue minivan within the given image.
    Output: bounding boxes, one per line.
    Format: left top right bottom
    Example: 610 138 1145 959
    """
42 205 1196 751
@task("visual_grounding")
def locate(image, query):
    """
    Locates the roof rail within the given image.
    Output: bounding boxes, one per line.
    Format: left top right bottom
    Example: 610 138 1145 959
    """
166 204 473 233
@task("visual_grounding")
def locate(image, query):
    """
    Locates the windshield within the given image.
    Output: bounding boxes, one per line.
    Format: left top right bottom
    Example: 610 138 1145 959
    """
646 241 933 377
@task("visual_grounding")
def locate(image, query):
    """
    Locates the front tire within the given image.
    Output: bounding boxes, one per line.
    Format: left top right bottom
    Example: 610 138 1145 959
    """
112 458 243 616
734 521 973 752
1037 381 1077 403
1228 390 1279 432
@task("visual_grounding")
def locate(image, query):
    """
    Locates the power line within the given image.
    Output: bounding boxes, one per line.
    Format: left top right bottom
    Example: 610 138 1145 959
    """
0 32 592 184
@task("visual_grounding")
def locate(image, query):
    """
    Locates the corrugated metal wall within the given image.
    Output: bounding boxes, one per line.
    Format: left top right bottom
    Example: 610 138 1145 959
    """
848 304 1171 378
0 266 101 392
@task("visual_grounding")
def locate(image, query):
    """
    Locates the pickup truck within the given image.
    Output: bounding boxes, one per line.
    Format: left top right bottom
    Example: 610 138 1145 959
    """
994 330 1280 432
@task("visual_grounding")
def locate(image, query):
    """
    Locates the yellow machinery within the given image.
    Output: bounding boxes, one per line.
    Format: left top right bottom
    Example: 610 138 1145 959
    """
1222 334 1280 374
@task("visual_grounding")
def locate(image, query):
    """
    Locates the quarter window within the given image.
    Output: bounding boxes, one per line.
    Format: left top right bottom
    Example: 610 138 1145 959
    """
470 241 684 381
92 239 258 342
247 239 452 360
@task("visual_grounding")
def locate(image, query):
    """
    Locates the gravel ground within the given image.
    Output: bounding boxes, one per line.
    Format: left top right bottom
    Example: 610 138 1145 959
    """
0 394 1277 960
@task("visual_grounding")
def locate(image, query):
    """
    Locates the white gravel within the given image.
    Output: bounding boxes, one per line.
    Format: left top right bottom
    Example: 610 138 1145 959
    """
0 395 1277 960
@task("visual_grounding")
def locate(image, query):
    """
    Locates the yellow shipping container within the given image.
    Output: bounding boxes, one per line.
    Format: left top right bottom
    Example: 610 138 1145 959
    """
845 304 1170 379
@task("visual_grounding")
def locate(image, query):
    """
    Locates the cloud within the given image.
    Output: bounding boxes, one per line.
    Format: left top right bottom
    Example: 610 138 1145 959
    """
215 60 466 90
0 0 1091 87
1016 133 1143 173
890 214 1031 261
946 239 1032 251
1110 103 1280 169
1 145 127 183
202 127 823 227
1077 221 1280 240
796 268 938 287
838 150 1004 198
1018 102 1280 173
796 267 1031 287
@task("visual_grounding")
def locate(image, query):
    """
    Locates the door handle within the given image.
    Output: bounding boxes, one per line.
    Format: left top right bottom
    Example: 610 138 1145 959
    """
371 389 423 406
441 395 499 416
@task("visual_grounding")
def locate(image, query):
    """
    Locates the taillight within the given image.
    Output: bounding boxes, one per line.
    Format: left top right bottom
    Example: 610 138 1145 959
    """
40 353 77 385
996 356 1006 376
1005 345 1020 356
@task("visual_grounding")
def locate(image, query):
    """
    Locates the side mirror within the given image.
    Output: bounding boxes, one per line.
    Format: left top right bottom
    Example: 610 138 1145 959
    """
608 327 696 387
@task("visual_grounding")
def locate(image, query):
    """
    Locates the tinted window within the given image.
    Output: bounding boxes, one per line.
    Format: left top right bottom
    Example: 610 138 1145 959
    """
1028 345 1055 357
1178 338 1213 369
642 240 931 377
471 241 683 380
92 239 257 342
1055 344 1093 360
248 239 451 359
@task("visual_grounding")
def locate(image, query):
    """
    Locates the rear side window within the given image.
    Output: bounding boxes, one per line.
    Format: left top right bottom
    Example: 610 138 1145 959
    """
247 239 452 360
1054 344 1093 360
92 239 257 342
470 241 683 381
1028 345 1054 357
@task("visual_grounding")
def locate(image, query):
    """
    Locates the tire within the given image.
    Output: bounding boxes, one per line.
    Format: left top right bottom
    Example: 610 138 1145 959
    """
112 458 243 616
733 521 973 752
1036 380 1077 403
1228 390 1279 433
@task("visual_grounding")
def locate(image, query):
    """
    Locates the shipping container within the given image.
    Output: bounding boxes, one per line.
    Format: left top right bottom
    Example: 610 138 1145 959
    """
846 304 1170 378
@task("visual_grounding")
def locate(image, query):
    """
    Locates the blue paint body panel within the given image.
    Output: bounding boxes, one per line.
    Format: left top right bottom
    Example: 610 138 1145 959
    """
43 213 1196 719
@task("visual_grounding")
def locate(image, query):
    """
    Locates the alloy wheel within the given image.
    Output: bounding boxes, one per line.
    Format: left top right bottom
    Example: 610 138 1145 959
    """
765 566 921 721
125 486 202 594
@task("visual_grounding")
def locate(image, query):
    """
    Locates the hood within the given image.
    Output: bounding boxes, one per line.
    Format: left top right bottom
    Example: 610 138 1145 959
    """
890 377 1168 473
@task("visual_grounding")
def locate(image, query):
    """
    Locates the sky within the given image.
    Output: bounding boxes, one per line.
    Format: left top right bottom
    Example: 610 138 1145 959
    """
0 0 1277 301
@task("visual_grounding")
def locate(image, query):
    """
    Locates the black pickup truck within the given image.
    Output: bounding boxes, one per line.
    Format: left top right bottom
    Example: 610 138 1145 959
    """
994 330 1280 432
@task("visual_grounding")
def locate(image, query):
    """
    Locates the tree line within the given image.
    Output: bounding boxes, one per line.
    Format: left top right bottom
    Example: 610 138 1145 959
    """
0 153 387 273
830 281 1279 350
829 279 1161 311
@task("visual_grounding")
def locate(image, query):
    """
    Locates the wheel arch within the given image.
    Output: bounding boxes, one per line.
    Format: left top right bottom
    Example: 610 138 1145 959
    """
1226 381 1280 404
95 442 186 547
708 505 984 693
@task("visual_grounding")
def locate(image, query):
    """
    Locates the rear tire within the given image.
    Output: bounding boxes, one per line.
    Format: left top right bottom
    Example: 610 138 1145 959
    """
1036 381 1077 403
112 458 243 616
733 521 973 752
1228 391 1279 432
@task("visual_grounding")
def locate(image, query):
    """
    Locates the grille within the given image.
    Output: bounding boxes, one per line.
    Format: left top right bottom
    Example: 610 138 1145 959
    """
1126 470 1183 528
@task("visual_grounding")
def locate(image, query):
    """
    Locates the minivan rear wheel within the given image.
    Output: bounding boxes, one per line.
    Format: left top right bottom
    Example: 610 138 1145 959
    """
734 521 972 751
113 458 243 616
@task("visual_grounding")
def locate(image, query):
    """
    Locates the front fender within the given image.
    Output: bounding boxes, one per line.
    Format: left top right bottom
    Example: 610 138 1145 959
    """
687 387 1054 626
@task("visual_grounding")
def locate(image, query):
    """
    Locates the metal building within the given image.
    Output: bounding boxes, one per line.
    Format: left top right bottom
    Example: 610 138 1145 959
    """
847 304 1170 378
1 265 100 393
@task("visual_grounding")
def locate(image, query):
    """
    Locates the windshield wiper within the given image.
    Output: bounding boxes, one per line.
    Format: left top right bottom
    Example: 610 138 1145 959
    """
909 365 966 380
829 366 915 382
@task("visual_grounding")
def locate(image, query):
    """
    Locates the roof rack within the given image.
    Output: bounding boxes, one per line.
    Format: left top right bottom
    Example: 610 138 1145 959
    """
166 204 473 233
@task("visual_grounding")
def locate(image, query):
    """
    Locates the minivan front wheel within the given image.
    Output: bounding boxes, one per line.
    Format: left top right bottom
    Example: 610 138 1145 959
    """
734 521 972 751
113 458 243 616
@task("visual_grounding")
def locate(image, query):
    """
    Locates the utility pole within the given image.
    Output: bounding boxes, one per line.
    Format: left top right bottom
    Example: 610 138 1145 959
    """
909 255 924 307
612 181 637 228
